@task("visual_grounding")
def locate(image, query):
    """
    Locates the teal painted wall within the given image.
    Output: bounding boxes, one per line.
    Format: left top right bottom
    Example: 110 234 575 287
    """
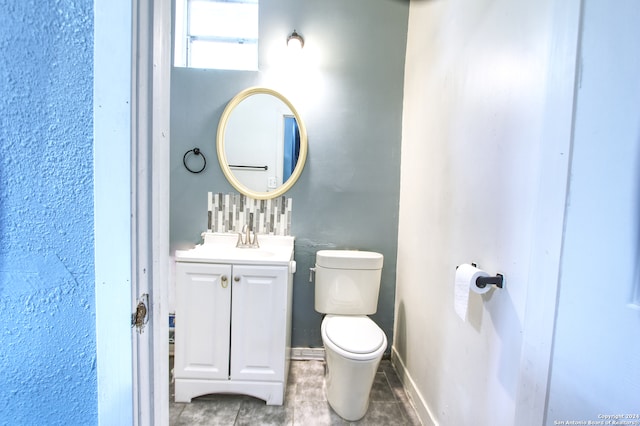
170 0 409 348
0 0 97 423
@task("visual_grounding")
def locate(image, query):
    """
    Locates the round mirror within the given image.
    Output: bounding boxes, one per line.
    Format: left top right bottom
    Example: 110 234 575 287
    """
216 87 308 200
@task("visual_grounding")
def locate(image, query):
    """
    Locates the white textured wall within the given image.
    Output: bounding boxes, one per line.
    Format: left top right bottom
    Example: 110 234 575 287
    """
0 0 97 423
395 1 577 424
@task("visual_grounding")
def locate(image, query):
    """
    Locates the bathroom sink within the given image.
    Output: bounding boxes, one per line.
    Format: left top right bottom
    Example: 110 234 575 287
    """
233 248 275 258
175 232 294 266
204 246 276 260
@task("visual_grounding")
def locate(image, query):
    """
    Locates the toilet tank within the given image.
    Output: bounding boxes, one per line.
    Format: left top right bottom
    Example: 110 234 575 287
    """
314 250 384 315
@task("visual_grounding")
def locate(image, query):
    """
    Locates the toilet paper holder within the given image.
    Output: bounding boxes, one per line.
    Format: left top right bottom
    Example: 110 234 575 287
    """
476 274 504 289
458 263 505 290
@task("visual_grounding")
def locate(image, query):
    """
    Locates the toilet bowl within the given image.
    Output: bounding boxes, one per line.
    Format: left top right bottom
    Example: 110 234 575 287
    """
321 315 387 421
314 250 386 421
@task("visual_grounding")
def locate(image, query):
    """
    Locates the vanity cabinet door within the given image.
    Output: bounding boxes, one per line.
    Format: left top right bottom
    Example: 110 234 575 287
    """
230 265 288 382
175 262 232 380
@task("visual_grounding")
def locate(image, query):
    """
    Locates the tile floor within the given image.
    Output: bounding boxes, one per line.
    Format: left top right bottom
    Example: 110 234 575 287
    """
170 358 422 425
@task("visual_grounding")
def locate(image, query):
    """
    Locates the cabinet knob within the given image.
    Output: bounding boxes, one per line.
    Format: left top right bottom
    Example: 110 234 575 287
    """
221 275 228 288
234 276 240 282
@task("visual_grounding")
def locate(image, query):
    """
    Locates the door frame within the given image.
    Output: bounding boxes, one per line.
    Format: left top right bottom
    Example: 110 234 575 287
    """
130 0 172 423
94 0 171 424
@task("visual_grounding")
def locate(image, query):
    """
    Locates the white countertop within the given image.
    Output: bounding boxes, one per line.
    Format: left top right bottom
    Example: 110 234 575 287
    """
175 232 295 266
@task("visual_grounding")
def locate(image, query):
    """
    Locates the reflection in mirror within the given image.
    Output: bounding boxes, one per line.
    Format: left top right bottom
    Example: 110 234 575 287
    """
217 87 307 200
224 94 300 191
283 116 301 182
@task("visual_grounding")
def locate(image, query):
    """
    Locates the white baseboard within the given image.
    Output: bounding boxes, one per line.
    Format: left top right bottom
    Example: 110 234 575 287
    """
291 347 325 360
391 346 437 426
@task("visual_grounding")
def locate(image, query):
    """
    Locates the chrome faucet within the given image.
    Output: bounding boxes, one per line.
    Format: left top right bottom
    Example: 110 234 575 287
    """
236 224 260 248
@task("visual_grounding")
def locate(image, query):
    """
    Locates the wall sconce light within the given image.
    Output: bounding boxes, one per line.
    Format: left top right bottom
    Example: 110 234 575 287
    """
287 30 304 51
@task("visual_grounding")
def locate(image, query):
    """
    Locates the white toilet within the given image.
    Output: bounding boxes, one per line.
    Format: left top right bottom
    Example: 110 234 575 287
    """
314 249 387 421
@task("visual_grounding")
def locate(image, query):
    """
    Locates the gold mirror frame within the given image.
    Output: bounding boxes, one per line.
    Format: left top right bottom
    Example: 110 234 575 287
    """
216 87 308 200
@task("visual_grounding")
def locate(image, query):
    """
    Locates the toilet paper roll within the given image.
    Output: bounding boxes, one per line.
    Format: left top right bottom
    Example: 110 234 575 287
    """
454 264 491 321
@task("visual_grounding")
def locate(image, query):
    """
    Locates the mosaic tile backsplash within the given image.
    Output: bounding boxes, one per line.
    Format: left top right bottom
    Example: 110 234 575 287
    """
208 192 293 236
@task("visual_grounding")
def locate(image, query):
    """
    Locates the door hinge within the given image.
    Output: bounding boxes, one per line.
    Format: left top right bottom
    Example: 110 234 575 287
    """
132 293 149 333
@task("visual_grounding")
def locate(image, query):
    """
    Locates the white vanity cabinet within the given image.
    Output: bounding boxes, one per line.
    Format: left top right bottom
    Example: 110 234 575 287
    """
173 233 295 405
174 262 231 382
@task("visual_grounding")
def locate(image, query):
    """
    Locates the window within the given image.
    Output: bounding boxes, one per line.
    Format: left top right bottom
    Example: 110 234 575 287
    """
174 0 259 71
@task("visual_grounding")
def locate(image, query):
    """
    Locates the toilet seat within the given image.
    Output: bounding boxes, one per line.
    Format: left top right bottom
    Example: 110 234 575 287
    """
322 315 386 361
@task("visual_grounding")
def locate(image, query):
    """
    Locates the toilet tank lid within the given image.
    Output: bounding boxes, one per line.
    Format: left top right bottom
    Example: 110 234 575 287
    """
316 250 383 270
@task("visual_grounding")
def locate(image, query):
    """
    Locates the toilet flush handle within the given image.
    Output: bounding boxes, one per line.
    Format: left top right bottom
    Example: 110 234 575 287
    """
309 267 316 283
